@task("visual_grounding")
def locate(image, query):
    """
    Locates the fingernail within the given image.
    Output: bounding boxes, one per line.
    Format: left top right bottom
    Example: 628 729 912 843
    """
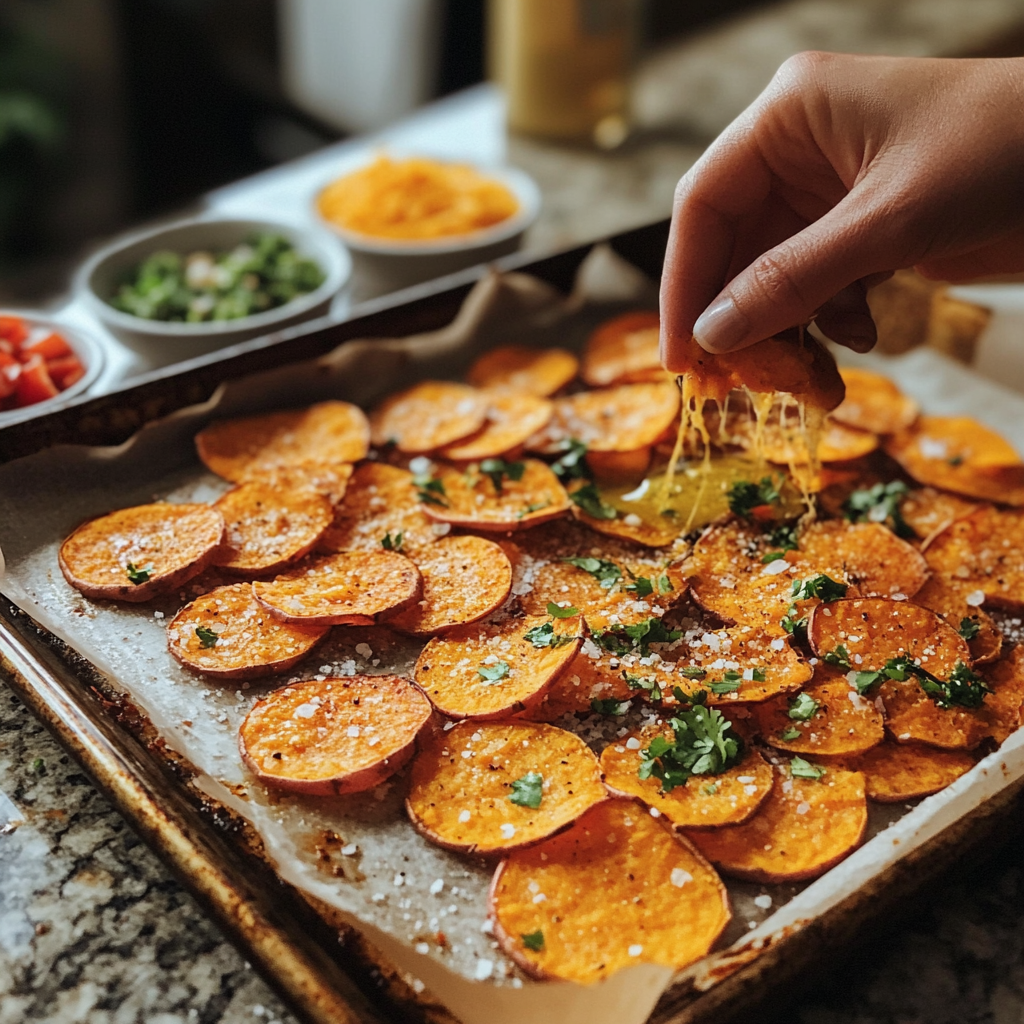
693 295 750 353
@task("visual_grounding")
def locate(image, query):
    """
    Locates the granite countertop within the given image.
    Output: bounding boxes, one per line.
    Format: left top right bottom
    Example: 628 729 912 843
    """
7 0 1024 1021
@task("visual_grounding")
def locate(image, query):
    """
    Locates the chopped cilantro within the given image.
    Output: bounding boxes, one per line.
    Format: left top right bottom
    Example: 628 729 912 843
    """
708 671 742 695
592 617 681 657
521 929 545 951
779 726 802 741
638 705 742 792
918 661 991 709
546 602 579 619
959 618 981 641
791 575 848 603
125 562 154 585
656 574 674 595
752 668 766 682
480 457 525 493
788 692 820 720
195 625 219 649
789 756 826 780
947 454 965 467
781 612 808 643
562 556 622 589
852 655 990 709
762 551 786 564
766 522 799 553
679 666 707 680
591 698 630 715
550 438 589 481
413 474 448 507
31 757 45 774
625 575 654 598
509 771 544 809
478 660 510 683
518 501 550 519
701 782 718 796
523 621 576 649
727 476 782 518
824 645 851 669
623 671 663 702
381 530 404 552
570 482 617 520
843 480 913 539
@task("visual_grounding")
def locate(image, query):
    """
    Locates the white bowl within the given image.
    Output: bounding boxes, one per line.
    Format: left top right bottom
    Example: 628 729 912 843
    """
0 311 105 427
75 217 352 363
313 162 541 295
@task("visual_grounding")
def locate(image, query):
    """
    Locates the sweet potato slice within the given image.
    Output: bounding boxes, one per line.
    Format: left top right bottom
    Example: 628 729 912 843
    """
687 761 867 882
684 519 857 629
844 740 976 802
797 520 928 600
661 627 812 706
489 800 729 983
520 556 687 630
756 417 879 466
899 486 979 543
239 674 431 795
923 507 1024 611
980 645 1024 745
318 462 437 555
405 721 607 854
414 614 583 719
754 665 884 756
884 416 1024 505
808 598 970 679
256 463 354 505
522 648 633 721
384 535 512 636
369 381 488 453
530 382 680 454
59 502 225 602
581 311 667 387
601 725 772 828
912 575 1003 664
253 551 421 626
466 345 578 397
213 482 334 575
665 331 845 410
167 583 327 679
440 391 553 461
832 367 919 434
879 679 991 750
196 401 370 481
422 459 570 531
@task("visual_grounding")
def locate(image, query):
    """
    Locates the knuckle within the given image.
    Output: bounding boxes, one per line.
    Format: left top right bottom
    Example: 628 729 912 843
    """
745 250 809 312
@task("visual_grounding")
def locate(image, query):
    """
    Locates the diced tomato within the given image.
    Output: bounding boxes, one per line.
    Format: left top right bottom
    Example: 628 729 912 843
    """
0 351 20 400
0 339 15 357
22 331 73 361
47 354 85 391
14 355 59 407
0 316 28 346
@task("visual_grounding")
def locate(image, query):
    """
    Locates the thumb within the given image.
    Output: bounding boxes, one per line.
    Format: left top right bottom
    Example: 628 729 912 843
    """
692 192 900 354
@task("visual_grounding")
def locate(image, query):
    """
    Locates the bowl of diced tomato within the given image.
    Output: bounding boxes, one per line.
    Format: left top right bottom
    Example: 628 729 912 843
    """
0 312 104 424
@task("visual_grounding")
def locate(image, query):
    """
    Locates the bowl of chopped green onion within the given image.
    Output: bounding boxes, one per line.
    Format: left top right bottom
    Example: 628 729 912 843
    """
77 218 351 361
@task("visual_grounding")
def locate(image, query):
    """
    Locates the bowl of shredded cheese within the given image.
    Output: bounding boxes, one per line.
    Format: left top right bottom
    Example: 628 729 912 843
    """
314 154 540 292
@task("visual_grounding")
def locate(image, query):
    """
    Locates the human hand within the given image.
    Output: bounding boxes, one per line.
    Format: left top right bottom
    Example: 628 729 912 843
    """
660 53 1024 369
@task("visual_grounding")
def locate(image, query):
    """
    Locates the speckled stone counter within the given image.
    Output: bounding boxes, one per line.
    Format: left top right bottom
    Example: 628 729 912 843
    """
7 0 1024 1021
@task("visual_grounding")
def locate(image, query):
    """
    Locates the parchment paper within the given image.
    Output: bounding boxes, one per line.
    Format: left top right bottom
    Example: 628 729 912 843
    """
3 250 1024 1024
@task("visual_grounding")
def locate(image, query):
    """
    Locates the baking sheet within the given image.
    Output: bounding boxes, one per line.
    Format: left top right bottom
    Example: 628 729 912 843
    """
3 252 1024 1024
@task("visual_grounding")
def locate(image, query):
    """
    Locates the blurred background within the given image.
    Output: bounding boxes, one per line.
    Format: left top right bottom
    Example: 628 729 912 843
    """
3 0 1024 304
